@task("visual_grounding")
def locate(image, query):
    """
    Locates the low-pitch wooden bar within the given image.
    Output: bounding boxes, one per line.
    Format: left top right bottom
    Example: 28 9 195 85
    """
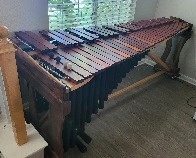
40 30 72 46
73 28 99 39
83 44 121 63
48 31 78 45
85 43 123 62
84 27 110 38
67 29 95 41
24 31 57 50
103 25 129 34
57 30 84 43
63 48 105 70
57 50 98 74
87 26 119 37
88 42 126 60
34 52 84 84
15 31 47 52
11 37 34 52
118 35 151 50
51 53 93 78
116 23 143 31
112 38 142 52
69 47 110 68
30 51 91 79
96 42 130 59
98 39 135 56
77 46 115 65
133 18 174 29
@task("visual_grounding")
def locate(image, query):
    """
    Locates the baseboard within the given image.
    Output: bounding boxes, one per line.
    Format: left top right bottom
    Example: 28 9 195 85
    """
179 74 196 87
137 59 146 66
143 58 156 66
0 151 4 158
143 58 196 86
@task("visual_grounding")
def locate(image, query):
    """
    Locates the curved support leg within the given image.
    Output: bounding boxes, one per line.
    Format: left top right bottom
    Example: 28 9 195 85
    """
153 38 172 71
170 31 192 76
172 36 189 71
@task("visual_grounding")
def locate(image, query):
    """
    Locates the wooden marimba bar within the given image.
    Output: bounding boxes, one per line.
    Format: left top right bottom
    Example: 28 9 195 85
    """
12 17 192 157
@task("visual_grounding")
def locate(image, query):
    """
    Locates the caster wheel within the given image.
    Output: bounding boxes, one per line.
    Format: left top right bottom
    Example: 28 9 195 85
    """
171 75 177 80
153 66 159 72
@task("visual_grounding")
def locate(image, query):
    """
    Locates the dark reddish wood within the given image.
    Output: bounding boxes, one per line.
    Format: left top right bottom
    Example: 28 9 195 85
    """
24 31 57 50
125 24 143 31
111 38 142 52
119 35 150 51
73 28 99 39
15 31 47 52
77 46 114 65
69 47 110 68
36 53 84 84
40 30 71 46
57 50 98 74
51 53 92 78
15 48 69 106
128 22 188 47
96 41 130 58
67 29 95 41
87 26 119 36
57 30 84 43
89 42 126 60
85 44 122 63
103 25 129 34
162 38 173 62
49 31 78 45
84 44 120 63
63 48 105 70
49 100 71 158
99 39 137 56
13 17 193 157
84 27 109 37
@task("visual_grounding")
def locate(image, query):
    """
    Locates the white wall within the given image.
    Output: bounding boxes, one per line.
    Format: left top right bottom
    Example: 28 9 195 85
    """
134 0 158 21
154 0 196 80
0 0 49 120
0 0 49 32
0 69 10 124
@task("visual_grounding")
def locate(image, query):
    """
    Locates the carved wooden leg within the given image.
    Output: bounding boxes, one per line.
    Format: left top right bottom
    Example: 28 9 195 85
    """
161 38 173 62
154 38 172 71
172 36 189 72
48 101 71 158
171 30 192 75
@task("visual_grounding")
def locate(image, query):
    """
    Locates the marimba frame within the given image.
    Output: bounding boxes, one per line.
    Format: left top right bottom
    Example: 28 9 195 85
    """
10 17 193 158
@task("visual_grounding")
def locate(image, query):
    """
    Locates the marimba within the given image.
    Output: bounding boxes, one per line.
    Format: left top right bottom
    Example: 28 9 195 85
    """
11 17 192 158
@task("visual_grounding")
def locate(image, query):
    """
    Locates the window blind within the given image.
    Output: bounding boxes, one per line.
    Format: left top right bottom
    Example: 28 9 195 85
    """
48 0 137 30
